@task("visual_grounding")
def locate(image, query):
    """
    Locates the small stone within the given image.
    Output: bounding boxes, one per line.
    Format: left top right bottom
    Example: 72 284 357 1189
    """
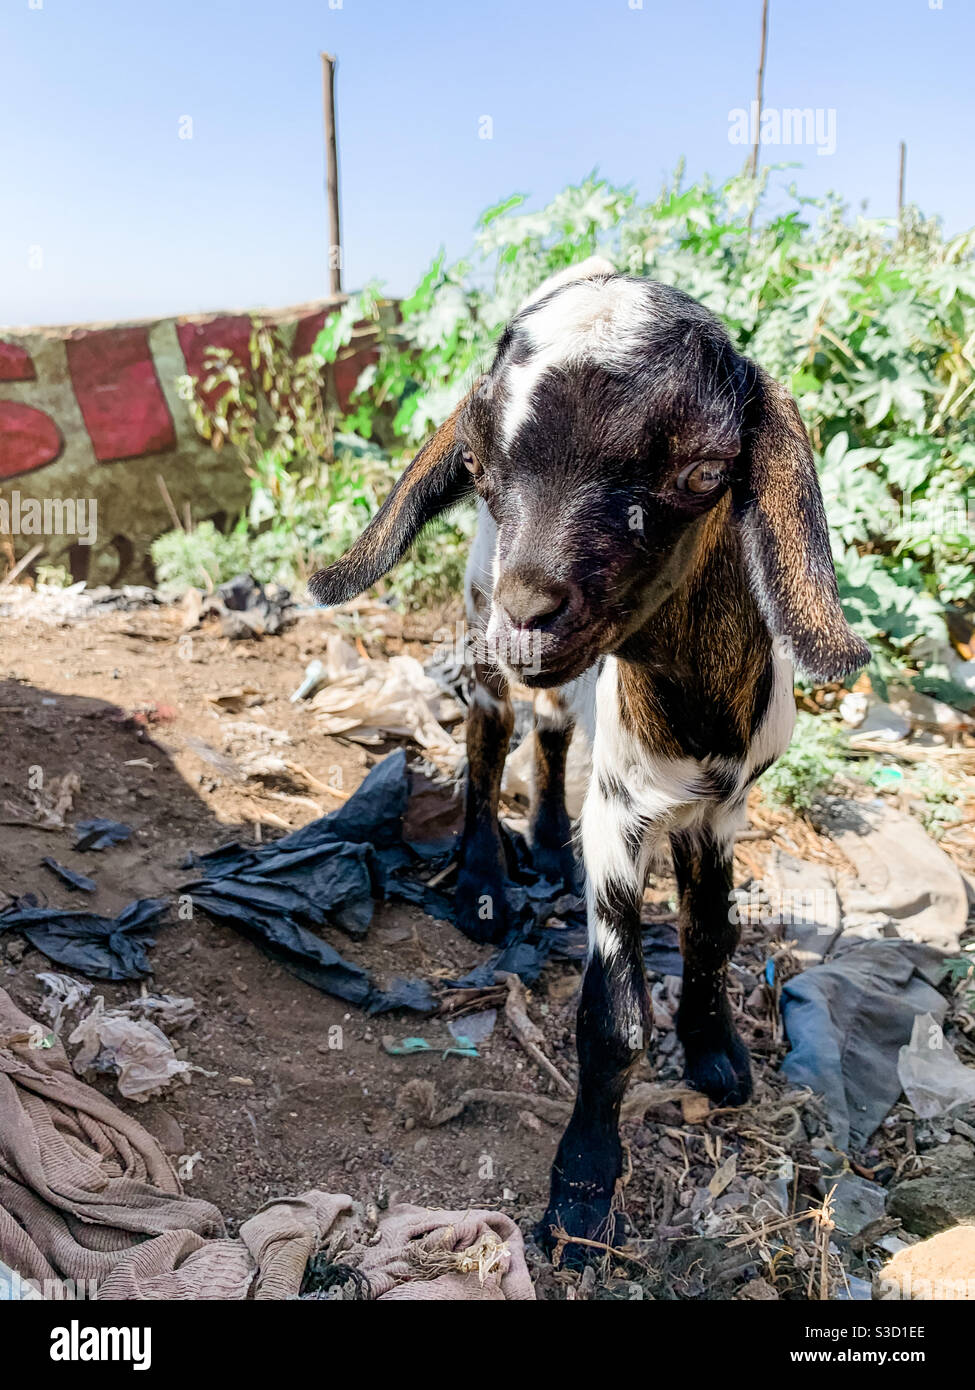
887 1140 975 1237
738 1276 779 1300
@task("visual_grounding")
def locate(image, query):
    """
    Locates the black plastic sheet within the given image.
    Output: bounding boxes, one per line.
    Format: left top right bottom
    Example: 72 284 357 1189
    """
73 819 133 852
0 896 168 980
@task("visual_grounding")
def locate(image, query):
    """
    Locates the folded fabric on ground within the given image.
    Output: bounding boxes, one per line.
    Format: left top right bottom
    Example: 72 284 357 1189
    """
781 939 950 1151
0 989 532 1301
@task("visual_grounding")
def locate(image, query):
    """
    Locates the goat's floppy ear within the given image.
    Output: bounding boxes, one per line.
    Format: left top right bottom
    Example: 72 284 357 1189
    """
733 364 870 680
308 396 472 606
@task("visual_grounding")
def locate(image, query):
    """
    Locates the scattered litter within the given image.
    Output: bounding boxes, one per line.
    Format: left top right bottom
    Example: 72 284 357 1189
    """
201 573 296 640
0 895 169 980
290 659 327 702
822 1172 887 1237
847 701 911 745
37 971 92 1037
126 990 198 1030
206 687 264 713
0 990 532 1300
898 1011 975 1119
871 765 905 790
68 995 203 1101
73 818 133 852
309 634 462 759
382 1035 479 1059
1 771 81 832
0 582 159 625
40 858 96 893
184 735 244 780
383 1036 434 1056
447 1010 496 1046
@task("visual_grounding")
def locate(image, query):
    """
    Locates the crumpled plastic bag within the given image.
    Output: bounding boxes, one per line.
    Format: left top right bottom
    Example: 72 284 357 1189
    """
310 635 461 759
898 1011 975 1119
68 996 200 1101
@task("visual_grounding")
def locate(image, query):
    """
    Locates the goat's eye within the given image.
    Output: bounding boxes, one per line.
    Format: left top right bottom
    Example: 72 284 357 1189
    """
461 447 481 477
678 461 727 495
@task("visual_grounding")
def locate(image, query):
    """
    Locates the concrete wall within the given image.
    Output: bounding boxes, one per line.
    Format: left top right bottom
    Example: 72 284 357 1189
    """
0 298 377 584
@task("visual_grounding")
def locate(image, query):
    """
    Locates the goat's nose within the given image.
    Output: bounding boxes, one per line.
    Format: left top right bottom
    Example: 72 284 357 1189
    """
497 572 572 629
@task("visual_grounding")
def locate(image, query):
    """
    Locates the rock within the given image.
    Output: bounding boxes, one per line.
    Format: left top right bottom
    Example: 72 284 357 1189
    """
821 1171 888 1237
817 798 969 952
887 1140 975 1237
738 1277 779 1300
877 1225 975 1299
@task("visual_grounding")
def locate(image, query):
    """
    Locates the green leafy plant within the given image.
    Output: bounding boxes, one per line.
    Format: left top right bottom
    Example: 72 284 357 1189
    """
757 711 861 810
177 322 334 469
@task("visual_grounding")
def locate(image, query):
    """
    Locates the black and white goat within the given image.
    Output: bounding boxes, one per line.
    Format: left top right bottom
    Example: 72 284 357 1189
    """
310 258 869 1253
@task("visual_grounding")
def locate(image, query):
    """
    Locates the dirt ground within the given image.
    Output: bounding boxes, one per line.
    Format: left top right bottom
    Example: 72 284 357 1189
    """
1 591 973 1299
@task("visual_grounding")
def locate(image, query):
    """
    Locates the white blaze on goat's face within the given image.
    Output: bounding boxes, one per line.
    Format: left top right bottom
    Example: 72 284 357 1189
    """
500 266 655 450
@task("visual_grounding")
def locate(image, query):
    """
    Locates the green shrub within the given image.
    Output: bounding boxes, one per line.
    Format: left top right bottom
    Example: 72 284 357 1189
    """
758 711 859 810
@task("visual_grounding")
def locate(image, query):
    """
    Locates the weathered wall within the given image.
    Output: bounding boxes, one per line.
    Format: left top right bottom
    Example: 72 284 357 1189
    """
0 298 377 584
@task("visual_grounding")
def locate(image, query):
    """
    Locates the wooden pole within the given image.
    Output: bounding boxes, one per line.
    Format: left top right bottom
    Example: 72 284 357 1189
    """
897 140 906 216
748 0 770 180
320 52 342 296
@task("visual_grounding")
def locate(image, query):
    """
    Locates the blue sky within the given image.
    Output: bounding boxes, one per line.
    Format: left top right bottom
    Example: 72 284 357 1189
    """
2 0 973 326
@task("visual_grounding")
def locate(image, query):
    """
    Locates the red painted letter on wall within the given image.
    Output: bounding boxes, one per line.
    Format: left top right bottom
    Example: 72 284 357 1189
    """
0 341 36 382
66 327 176 462
0 402 63 478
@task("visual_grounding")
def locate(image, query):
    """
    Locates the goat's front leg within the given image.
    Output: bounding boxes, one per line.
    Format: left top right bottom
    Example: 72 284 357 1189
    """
539 786 651 1259
455 660 513 944
672 827 752 1105
529 689 579 891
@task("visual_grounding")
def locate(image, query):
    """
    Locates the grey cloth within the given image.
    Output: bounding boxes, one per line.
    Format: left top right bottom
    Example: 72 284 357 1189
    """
781 939 949 1151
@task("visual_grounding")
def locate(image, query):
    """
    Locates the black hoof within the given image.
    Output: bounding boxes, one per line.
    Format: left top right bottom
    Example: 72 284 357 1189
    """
532 841 581 895
454 865 509 945
535 1195 621 1267
683 1029 753 1106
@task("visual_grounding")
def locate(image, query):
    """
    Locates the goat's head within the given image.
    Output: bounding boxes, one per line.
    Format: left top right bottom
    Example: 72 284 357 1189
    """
310 258 869 686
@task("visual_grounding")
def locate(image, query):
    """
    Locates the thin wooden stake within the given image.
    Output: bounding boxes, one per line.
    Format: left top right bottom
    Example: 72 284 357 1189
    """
748 0 770 181
320 52 343 296
897 139 907 217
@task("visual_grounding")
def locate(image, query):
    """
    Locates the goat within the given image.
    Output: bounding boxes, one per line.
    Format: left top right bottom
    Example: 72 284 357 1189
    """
309 258 869 1256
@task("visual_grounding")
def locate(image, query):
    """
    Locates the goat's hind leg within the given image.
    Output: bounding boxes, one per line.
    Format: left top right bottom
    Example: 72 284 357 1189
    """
529 689 579 891
455 661 513 944
672 826 752 1105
